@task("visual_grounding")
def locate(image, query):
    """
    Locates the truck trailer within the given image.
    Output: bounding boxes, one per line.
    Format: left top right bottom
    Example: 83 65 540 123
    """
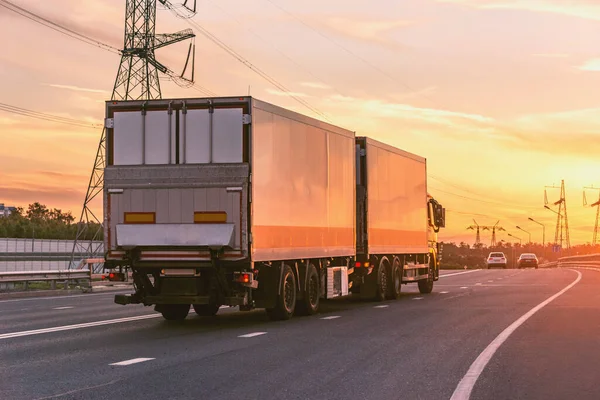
103 96 445 321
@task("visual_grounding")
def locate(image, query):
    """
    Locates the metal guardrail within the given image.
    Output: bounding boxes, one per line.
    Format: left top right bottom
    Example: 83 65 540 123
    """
0 269 92 291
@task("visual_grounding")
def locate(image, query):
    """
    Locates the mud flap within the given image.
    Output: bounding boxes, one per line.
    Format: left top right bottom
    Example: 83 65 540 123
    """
252 263 280 309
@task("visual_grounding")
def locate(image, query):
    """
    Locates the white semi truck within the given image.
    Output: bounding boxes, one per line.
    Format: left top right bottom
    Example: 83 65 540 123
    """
103 97 445 320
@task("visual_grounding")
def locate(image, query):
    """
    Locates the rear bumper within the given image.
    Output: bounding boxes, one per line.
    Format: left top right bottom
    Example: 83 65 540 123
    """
487 263 506 268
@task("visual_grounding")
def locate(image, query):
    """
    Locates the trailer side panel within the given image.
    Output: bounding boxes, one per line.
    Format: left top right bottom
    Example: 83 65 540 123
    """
250 100 356 261
365 138 428 255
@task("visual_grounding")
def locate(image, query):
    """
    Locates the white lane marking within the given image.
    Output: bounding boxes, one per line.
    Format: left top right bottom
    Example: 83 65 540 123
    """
488 280 494 283
53 306 74 310
450 269 582 400
0 291 131 304
374 305 389 308
109 358 155 366
238 332 267 338
321 316 341 320
0 314 161 340
475 283 482 286
413 297 424 300
440 270 481 278
440 291 449 294
460 287 468 289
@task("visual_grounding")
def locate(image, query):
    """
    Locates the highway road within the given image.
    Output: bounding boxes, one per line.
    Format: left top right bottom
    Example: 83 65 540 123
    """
0 267 595 400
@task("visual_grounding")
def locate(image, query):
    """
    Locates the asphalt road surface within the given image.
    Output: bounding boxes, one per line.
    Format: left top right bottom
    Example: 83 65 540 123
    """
0 267 596 400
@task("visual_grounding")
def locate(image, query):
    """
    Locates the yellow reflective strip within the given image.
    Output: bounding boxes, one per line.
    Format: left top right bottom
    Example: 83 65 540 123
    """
124 212 155 224
194 212 227 223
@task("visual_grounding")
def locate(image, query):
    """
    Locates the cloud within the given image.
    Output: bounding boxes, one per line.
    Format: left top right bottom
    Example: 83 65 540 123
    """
532 53 571 58
300 82 331 90
437 0 600 21
0 186 85 212
43 83 109 94
325 94 494 126
265 88 310 97
390 86 438 101
577 58 600 71
312 17 416 51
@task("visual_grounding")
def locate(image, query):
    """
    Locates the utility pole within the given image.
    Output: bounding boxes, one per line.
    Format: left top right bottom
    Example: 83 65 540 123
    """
583 186 600 246
515 225 531 251
528 217 546 258
70 0 197 270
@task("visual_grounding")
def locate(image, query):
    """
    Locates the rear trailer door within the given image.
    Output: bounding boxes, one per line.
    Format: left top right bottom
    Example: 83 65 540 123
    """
104 98 251 264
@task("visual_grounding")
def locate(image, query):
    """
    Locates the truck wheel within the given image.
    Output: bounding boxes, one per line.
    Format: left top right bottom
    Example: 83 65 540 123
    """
296 263 320 316
375 260 389 302
266 264 297 321
158 304 190 321
387 259 402 300
193 303 220 317
418 263 434 294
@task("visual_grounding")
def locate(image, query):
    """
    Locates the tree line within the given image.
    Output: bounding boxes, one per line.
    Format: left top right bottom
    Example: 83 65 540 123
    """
0 202 103 241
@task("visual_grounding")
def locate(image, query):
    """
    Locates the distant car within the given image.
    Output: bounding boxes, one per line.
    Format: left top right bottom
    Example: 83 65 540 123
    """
517 253 539 269
487 252 507 269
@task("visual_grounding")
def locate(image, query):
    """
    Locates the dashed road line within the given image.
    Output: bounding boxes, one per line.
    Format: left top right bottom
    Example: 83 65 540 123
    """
460 287 468 289
440 270 481 278
238 332 267 338
109 358 155 366
450 269 582 400
373 305 389 308
413 297 424 300
0 314 161 340
53 306 74 310
440 291 449 294
475 283 482 286
321 316 341 320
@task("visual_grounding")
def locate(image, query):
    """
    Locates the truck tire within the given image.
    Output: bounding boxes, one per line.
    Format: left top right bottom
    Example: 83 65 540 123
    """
266 264 297 321
193 303 220 317
158 304 190 321
375 259 389 302
387 259 402 300
418 262 435 294
296 263 320 316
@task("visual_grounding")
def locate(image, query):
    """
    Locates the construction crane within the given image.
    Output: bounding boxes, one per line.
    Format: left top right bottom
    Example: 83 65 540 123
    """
70 0 198 270
583 186 600 245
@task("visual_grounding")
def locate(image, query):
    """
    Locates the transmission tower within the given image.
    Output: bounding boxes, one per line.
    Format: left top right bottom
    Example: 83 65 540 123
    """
544 180 570 252
70 0 197 270
467 219 481 245
583 185 600 245
482 220 505 247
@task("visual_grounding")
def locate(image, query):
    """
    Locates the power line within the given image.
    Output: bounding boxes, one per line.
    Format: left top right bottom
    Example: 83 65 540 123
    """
1 0 217 97
160 1 332 122
0 102 102 129
262 0 442 108
429 176 540 210
0 0 121 54
204 0 348 99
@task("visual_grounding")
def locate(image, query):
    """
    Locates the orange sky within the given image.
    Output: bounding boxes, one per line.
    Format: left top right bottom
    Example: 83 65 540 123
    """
1 0 600 246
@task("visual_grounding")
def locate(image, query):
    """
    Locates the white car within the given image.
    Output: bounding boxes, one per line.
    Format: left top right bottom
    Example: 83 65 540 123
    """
487 252 507 269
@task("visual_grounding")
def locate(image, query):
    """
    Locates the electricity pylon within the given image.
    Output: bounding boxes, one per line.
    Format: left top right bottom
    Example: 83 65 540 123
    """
70 0 197 270
544 180 570 252
583 185 600 245
482 220 505 247
467 219 481 245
